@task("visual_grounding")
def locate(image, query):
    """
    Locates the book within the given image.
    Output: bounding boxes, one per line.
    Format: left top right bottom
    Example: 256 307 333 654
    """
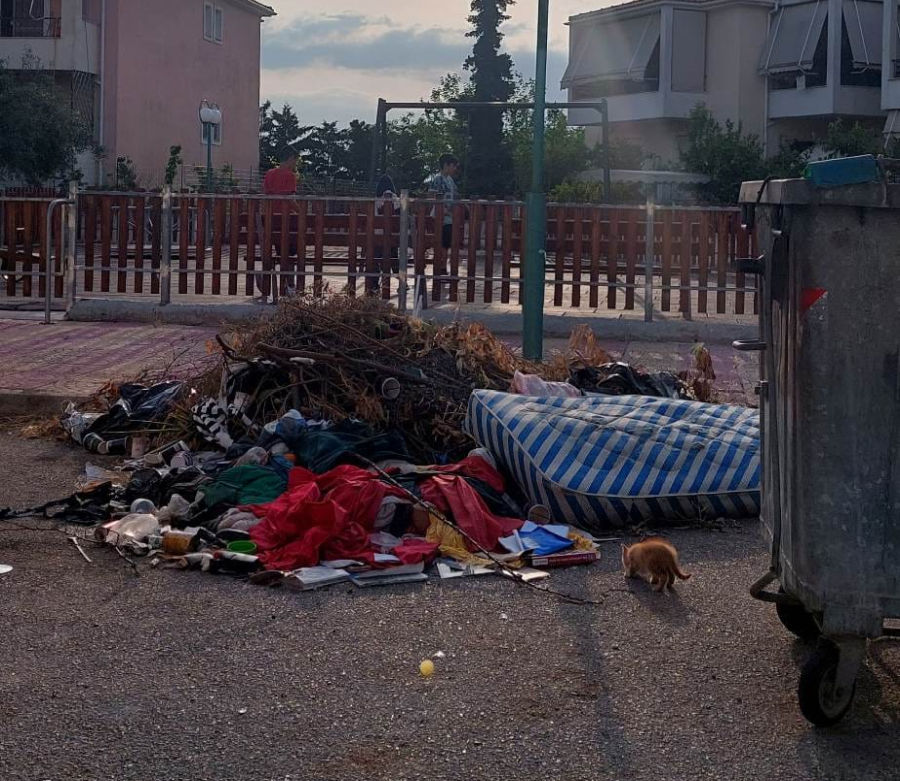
529 550 600 568
349 572 428 588
349 561 425 580
284 567 351 591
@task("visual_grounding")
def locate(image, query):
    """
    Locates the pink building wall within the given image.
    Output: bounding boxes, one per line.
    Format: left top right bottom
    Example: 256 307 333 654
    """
102 0 269 187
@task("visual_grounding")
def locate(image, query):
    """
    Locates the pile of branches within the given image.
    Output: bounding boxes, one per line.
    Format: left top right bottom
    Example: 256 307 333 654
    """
200 295 568 462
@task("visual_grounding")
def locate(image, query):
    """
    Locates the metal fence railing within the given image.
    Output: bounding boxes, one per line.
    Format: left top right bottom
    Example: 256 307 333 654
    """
0 188 757 320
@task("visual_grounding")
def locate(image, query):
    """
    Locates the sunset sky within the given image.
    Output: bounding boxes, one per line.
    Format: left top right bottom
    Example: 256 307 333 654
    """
259 0 611 127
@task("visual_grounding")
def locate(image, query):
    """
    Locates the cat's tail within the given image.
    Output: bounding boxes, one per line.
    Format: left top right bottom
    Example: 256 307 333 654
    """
674 567 691 580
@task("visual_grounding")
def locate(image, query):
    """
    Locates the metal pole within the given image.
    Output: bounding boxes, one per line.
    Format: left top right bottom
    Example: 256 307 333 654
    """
398 189 410 312
65 182 78 312
523 0 549 360
206 125 213 192
160 185 172 305
601 100 612 198
644 195 655 322
43 198 67 325
369 98 386 185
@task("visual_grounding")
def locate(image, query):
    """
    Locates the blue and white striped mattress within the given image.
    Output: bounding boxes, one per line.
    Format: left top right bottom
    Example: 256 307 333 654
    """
465 390 760 532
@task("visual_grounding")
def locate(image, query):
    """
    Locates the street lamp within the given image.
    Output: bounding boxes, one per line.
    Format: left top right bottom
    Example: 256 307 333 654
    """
523 0 549 360
199 99 222 192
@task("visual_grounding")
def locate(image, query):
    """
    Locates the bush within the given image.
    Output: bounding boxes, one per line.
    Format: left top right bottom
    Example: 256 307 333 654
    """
680 105 767 204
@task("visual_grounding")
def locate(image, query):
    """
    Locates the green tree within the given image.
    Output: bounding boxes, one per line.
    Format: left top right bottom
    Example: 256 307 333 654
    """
463 0 515 196
0 56 92 185
164 145 183 187
824 119 880 158
303 121 344 178
340 119 374 181
680 105 768 204
258 101 312 170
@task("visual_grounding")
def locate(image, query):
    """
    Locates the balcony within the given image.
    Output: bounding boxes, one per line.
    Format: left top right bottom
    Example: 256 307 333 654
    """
0 15 60 38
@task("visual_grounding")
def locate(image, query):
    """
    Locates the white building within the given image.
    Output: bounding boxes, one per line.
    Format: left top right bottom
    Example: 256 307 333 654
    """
563 0 886 161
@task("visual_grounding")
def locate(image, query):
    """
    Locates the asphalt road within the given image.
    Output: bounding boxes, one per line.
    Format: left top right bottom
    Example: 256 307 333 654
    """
2 430 900 781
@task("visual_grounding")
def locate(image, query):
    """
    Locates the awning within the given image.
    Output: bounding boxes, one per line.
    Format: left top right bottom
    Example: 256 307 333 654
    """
842 0 882 69
561 13 661 88
758 1 828 74
884 110 900 137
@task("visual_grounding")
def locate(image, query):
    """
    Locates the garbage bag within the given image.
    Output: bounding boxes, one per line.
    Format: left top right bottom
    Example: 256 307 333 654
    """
569 362 687 399
124 468 164 505
71 381 184 454
511 371 582 398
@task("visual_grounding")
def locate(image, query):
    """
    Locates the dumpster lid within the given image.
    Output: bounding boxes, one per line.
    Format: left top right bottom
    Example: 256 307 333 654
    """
739 177 900 208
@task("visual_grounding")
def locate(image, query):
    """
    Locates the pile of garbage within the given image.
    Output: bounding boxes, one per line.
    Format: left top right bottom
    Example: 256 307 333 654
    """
34 295 742 590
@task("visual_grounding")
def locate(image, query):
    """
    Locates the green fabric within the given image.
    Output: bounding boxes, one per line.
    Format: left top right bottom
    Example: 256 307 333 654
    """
201 465 287 508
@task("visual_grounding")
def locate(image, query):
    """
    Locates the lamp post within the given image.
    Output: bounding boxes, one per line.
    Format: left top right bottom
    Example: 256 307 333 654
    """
198 99 222 192
523 0 549 360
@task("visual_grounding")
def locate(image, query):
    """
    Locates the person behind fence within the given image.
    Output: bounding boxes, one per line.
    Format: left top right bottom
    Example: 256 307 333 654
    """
424 154 460 280
257 145 301 300
369 173 401 295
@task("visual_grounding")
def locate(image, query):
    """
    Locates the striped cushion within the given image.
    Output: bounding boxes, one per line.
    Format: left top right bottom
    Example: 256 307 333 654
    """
465 390 760 533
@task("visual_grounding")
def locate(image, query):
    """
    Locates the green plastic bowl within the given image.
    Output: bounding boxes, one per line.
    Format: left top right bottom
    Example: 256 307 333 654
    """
226 540 258 555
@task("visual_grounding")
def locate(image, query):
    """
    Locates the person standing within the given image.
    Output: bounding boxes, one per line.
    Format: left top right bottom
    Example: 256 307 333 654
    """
259 146 300 300
424 154 460 253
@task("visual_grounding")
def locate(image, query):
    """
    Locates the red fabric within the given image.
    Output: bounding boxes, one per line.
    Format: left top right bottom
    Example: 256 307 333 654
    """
249 458 521 570
420 474 522 552
422 454 507 494
263 166 298 195
393 538 440 564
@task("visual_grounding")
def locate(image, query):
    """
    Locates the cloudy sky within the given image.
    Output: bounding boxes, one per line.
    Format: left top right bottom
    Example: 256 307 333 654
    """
260 0 609 127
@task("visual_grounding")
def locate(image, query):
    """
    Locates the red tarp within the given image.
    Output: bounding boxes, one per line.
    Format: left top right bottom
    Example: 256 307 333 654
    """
248 457 522 571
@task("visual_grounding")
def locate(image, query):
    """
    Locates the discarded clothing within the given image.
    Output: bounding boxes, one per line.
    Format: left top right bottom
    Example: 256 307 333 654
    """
249 456 522 571
466 390 760 533
202 464 288 508
570 362 687 399
286 420 410 474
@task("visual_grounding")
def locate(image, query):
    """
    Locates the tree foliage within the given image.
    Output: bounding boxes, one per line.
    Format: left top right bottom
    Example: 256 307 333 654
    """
679 106 887 204
258 101 312 170
463 0 515 196
679 105 768 204
824 119 880 158
0 55 92 185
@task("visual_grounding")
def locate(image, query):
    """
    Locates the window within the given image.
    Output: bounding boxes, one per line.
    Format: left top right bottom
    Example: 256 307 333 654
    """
561 13 662 97
202 122 222 146
761 2 828 90
203 2 222 43
759 1 828 75
671 10 707 92
895 5 900 77
839 0 881 85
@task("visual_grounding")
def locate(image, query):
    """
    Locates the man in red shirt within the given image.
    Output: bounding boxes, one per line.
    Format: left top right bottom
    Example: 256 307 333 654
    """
263 147 299 196
259 146 300 300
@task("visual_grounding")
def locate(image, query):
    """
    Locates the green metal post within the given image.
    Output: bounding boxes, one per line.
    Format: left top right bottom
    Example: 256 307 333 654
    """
206 125 213 192
523 0 549 360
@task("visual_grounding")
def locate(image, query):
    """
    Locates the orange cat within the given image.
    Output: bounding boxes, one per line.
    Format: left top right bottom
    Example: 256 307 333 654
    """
622 537 691 592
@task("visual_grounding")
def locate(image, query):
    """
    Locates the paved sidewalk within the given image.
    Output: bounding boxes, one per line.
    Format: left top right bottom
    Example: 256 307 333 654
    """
0 312 757 414
0 316 219 413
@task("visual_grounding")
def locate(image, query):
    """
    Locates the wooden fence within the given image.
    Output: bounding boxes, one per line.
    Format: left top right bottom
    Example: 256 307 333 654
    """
0 192 756 316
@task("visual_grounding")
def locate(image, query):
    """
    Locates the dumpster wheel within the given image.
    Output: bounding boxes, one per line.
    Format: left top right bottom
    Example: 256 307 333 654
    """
775 589 821 642
798 641 856 727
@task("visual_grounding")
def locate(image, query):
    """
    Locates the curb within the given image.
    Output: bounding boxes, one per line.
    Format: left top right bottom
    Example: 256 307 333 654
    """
66 300 273 326
67 299 757 345
0 390 82 418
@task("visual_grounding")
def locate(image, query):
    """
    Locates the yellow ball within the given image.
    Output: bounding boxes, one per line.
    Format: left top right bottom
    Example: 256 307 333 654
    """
419 659 435 677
